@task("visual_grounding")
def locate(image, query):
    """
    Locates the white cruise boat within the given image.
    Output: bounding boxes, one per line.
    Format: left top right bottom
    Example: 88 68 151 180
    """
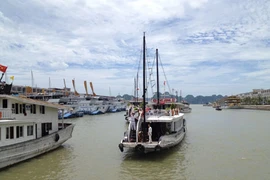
118 33 186 153
0 72 74 169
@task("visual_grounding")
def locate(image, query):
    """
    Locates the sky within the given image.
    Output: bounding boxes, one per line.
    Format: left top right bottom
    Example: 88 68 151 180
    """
0 0 270 97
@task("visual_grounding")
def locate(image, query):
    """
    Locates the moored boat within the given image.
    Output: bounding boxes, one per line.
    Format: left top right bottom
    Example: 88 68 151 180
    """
216 105 222 111
180 101 192 113
0 65 75 169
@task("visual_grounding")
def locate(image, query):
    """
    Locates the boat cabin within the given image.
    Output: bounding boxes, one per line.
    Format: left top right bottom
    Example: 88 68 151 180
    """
128 110 185 143
145 114 184 141
0 95 67 146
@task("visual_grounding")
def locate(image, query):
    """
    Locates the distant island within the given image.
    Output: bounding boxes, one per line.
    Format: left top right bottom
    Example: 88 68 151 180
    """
117 92 225 104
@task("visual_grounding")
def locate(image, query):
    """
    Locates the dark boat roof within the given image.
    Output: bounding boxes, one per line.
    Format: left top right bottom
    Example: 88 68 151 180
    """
0 82 12 95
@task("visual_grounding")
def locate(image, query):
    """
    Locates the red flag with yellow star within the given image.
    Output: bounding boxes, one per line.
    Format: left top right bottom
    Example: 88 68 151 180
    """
0 64 7 73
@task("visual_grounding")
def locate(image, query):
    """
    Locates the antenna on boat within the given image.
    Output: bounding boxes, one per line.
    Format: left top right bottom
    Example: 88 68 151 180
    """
133 77 136 100
49 77 51 88
63 78 67 96
136 72 139 102
180 89 182 102
31 70 34 93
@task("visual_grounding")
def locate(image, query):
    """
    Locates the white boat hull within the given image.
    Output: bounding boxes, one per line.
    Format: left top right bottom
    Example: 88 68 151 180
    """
119 127 186 153
0 124 75 169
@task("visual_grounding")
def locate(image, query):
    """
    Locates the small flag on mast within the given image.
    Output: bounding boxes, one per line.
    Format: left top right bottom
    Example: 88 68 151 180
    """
0 64 7 73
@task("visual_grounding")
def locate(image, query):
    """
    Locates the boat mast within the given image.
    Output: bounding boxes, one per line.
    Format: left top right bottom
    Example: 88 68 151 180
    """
0 73 4 82
156 49 160 109
63 78 67 96
133 77 136 100
143 32 146 142
31 70 34 93
136 72 139 102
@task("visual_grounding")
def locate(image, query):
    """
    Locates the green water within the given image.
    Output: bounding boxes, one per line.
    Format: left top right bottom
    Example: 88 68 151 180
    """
1 105 270 180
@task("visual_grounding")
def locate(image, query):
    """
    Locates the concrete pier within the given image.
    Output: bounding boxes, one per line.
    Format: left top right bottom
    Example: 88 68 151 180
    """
242 105 270 111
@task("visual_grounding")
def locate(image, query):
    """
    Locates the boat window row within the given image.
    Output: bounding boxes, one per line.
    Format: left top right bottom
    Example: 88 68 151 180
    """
0 125 34 141
1 99 46 115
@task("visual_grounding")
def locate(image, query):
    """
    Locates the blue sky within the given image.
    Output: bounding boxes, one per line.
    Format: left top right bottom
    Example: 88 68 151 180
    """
0 0 270 97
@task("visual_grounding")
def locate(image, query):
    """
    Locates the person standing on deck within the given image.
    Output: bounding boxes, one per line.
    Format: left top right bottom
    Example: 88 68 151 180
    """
148 123 152 143
130 112 136 131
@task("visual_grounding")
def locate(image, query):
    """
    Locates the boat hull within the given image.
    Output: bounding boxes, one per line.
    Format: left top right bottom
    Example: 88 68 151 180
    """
0 124 75 170
119 127 186 153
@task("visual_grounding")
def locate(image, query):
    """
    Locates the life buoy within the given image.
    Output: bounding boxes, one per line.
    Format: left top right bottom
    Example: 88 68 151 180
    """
135 144 145 153
54 133 60 142
155 145 162 152
118 143 124 152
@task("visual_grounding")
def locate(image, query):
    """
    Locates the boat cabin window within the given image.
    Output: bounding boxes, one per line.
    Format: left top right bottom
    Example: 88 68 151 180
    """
12 103 19 114
30 104 36 114
6 126 14 139
41 123 52 137
27 125 34 136
40 105 45 114
23 104 26 114
2 99 8 108
16 126 24 138
12 103 15 113
20 104 23 113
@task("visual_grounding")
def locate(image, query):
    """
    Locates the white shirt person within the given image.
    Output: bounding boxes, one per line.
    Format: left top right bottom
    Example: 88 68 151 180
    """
130 113 136 131
148 123 152 143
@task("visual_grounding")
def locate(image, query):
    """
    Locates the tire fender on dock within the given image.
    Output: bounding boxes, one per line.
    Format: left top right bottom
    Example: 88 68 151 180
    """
55 133 60 142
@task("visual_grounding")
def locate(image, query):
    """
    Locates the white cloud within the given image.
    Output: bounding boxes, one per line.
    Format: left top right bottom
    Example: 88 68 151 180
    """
0 0 270 97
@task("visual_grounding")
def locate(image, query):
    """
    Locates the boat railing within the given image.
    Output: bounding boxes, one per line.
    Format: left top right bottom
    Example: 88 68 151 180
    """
0 108 12 119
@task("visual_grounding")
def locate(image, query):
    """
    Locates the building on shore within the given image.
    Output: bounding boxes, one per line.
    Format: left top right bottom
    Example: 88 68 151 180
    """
237 89 270 99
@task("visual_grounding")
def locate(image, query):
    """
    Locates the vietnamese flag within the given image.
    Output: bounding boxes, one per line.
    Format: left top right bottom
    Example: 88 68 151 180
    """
0 64 7 73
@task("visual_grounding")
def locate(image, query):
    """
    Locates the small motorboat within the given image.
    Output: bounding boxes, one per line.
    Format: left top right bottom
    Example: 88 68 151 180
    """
216 106 222 111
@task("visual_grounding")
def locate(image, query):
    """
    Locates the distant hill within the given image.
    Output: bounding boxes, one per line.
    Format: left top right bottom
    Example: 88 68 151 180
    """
117 92 225 104
184 94 225 104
